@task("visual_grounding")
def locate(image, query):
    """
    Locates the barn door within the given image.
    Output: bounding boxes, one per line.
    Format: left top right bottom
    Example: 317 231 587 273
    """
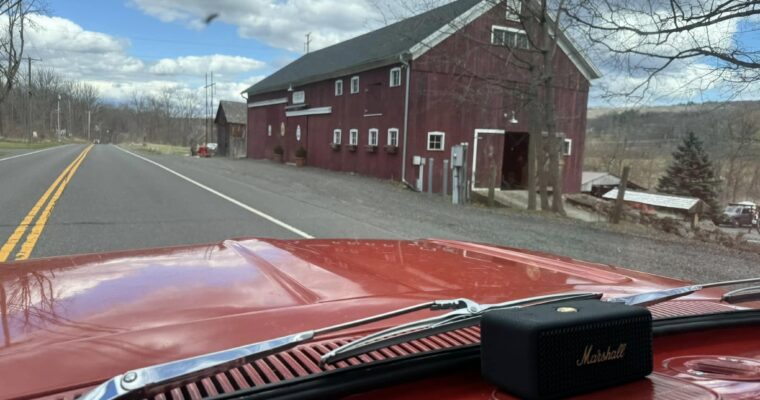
474 132 505 189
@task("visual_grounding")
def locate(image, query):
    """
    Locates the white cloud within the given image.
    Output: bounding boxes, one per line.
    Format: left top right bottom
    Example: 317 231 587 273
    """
130 0 378 52
149 55 265 76
21 15 266 103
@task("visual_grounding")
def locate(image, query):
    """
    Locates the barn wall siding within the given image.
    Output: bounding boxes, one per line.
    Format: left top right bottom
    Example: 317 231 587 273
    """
407 4 591 193
247 66 407 180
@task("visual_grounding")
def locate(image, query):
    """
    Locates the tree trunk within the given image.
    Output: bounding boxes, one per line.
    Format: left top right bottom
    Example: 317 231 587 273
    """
542 0 565 215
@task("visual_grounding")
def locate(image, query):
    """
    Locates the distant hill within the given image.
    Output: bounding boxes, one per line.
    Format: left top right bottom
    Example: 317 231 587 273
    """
584 101 760 203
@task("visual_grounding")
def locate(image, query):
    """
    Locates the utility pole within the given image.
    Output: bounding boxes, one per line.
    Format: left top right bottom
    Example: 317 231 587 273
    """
24 57 41 143
305 32 312 54
203 72 216 147
57 94 61 141
87 110 91 141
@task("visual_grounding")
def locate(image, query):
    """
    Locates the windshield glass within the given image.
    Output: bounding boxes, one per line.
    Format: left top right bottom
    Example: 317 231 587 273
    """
1 0 759 354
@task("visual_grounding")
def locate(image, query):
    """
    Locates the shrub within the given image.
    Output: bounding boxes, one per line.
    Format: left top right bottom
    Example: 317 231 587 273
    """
273 145 284 155
295 146 307 158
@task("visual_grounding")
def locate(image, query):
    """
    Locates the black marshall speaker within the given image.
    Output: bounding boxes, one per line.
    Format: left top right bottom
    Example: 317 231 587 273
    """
480 299 653 400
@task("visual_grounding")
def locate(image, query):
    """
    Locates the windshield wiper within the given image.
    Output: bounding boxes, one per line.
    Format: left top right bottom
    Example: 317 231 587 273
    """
81 291 596 400
84 277 760 400
319 292 602 365
722 285 760 304
606 277 760 307
321 277 760 365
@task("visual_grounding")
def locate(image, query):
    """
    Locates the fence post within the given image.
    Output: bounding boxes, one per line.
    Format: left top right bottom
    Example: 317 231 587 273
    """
611 166 630 224
442 159 449 196
428 158 434 195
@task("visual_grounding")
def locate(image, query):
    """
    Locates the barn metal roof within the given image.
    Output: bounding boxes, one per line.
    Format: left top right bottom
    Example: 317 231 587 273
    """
603 189 703 212
244 0 600 96
216 101 247 125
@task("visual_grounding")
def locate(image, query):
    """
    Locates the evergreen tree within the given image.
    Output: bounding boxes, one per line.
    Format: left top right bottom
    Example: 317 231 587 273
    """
657 132 721 220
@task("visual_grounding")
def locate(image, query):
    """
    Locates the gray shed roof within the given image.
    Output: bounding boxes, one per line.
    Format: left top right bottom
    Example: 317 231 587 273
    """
603 189 703 212
216 101 247 125
244 0 483 96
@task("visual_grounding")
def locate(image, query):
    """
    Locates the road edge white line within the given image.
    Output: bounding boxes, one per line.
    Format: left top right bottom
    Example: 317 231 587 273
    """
114 145 315 239
0 144 68 163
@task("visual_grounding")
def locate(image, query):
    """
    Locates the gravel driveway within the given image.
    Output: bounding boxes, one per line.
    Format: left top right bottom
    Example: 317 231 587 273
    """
143 152 760 283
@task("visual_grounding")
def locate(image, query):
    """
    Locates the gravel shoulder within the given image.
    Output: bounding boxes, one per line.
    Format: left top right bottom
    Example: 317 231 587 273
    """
136 150 760 283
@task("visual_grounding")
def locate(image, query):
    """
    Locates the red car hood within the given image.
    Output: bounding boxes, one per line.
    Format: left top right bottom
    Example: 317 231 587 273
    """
0 238 720 399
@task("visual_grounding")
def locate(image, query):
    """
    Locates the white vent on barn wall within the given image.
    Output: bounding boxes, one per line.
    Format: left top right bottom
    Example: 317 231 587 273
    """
293 91 305 104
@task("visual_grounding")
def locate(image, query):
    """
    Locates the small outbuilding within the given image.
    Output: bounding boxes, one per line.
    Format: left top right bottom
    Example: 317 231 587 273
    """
581 172 645 197
603 189 706 222
215 101 248 158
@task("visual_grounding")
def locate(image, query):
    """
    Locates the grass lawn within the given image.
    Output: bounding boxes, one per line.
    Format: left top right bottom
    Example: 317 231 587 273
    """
0 139 66 150
122 142 189 156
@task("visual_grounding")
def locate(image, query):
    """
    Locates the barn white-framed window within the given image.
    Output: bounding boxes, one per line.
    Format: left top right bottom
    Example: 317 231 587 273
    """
368 128 379 146
562 138 573 156
505 0 522 21
267 124 272 136
335 79 343 96
491 26 529 49
389 67 402 87
292 90 305 104
350 76 360 94
349 129 359 145
387 128 399 147
427 131 445 151
333 129 342 145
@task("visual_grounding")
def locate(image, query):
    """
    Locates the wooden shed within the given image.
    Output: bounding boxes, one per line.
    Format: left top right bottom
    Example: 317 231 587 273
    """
215 101 247 158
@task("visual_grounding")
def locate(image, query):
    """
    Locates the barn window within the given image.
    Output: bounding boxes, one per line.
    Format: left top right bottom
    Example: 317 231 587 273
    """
267 125 272 136
387 128 399 147
389 67 402 87
562 138 573 156
368 128 379 146
333 129 342 145
349 129 359 145
350 76 360 94
292 90 305 104
492 26 529 49
335 79 343 96
427 131 445 151
505 0 522 21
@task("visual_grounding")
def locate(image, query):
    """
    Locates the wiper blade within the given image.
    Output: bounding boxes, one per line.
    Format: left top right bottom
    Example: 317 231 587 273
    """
606 277 760 307
320 292 602 365
722 285 760 304
81 294 578 400
322 277 760 365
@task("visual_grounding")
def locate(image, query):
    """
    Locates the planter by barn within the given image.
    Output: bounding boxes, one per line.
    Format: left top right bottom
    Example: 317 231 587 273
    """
244 0 600 193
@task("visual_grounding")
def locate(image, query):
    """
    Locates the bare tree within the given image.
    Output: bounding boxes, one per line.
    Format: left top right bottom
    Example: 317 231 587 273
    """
564 0 760 101
372 0 579 213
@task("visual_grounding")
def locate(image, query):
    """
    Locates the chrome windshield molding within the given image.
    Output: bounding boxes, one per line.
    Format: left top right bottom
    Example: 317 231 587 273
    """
321 292 602 365
80 332 314 400
608 277 760 307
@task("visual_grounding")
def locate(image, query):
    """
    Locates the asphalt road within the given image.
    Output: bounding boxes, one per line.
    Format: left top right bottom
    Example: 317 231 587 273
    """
0 143 757 283
0 144 301 261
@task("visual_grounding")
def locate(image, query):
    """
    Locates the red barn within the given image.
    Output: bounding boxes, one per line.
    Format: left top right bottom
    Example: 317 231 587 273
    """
243 0 600 193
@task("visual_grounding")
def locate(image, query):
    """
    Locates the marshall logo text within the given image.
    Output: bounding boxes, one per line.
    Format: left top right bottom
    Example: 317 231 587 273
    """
576 344 627 366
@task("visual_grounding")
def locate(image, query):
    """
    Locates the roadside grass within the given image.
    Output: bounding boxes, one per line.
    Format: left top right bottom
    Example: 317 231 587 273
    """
123 142 189 156
0 138 65 150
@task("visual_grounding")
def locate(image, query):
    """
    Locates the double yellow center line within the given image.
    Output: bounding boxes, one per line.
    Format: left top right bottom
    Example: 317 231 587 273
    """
0 144 93 262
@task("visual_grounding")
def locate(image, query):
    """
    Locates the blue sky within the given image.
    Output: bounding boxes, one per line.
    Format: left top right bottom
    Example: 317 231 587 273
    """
22 0 760 107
